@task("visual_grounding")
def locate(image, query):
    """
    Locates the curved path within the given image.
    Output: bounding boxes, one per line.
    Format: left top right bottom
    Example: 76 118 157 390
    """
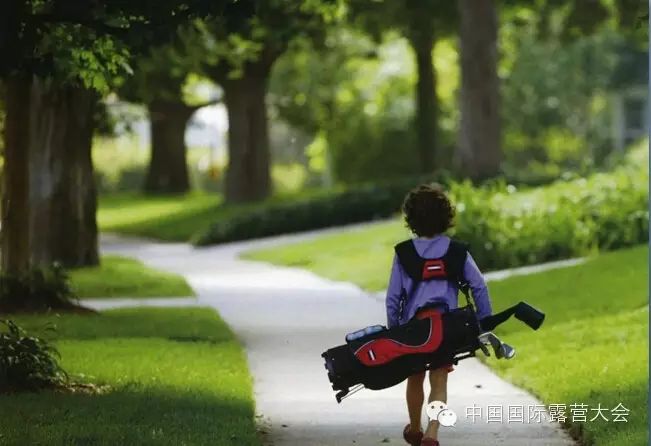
99 230 576 446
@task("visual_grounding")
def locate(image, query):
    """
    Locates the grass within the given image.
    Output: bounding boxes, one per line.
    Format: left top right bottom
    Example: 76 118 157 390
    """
0 307 257 446
243 219 411 291
98 192 222 242
487 246 648 330
98 190 330 243
69 255 194 298
485 245 649 446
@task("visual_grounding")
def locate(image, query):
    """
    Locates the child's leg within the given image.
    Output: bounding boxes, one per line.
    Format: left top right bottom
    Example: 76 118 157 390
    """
424 367 449 439
406 371 426 432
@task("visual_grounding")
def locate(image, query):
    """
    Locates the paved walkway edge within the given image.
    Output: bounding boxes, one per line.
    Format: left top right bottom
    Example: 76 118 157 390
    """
81 297 198 311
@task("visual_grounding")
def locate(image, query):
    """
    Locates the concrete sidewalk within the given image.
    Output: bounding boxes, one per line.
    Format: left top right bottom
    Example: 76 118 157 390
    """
100 232 576 446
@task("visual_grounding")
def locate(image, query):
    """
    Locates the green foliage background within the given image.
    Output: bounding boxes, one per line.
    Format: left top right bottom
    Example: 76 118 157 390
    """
244 140 649 281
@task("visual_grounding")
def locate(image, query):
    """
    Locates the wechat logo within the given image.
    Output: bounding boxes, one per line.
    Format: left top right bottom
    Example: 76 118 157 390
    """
426 401 457 427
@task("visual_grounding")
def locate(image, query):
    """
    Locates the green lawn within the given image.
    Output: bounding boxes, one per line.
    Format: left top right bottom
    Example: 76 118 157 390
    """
69 255 194 298
98 190 329 243
487 246 648 330
243 219 411 291
98 192 222 242
486 245 648 446
0 307 257 446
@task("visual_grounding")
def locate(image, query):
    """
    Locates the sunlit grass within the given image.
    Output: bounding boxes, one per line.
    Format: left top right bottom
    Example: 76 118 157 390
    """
98 192 222 242
487 245 648 329
486 246 649 445
98 189 333 242
69 255 194 298
243 219 414 291
0 307 257 446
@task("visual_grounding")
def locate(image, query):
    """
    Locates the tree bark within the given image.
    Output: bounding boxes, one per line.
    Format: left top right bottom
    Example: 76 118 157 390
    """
144 100 194 194
457 0 502 180
1 76 31 275
410 29 438 174
222 74 272 203
27 78 99 268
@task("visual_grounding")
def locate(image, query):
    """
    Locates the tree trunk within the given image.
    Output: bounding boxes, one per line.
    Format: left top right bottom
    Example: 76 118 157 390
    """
457 0 502 180
28 79 99 268
144 100 194 194
1 76 31 275
222 74 272 203
410 30 438 174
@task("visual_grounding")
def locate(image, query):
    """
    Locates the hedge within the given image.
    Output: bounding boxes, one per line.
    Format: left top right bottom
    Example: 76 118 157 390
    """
449 149 648 269
193 177 431 246
194 148 648 259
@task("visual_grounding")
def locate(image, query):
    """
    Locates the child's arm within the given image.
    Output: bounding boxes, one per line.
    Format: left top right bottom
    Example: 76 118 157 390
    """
463 253 492 320
385 255 404 328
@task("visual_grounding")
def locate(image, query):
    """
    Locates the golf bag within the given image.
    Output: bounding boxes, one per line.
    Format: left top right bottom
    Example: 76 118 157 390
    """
321 239 545 402
322 292 544 402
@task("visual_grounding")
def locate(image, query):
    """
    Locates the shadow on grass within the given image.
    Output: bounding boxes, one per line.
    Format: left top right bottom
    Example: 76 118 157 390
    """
1 388 258 446
15 308 235 344
563 381 649 446
113 206 220 242
167 335 221 344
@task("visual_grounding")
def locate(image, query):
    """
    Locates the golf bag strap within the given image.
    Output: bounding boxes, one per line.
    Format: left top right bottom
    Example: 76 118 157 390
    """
394 239 470 322
394 239 468 284
458 280 473 309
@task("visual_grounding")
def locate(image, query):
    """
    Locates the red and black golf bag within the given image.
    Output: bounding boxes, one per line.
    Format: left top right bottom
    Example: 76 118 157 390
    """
322 239 545 402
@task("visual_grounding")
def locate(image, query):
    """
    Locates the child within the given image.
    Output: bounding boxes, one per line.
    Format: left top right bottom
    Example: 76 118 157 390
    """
386 184 492 446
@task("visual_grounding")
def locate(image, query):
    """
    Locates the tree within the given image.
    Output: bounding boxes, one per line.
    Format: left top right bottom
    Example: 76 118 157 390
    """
1 15 126 270
496 0 648 176
119 36 221 195
456 0 648 180
2 76 30 274
0 0 229 276
201 0 339 203
270 32 431 184
456 0 501 180
28 81 99 267
348 0 457 174
501 28 626 175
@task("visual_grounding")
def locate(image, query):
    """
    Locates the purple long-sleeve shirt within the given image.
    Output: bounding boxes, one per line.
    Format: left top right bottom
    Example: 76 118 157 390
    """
385 235 492 328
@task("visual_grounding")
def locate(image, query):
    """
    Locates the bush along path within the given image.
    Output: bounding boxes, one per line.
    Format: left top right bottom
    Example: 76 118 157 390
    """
100 232 575 446
197 145 647 253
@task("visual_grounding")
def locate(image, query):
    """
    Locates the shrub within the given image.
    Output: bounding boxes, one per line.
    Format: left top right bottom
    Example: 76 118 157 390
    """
193 175 447 245
0 320 68 393
0 264 80 312
195 147 648 272
449 153 648 269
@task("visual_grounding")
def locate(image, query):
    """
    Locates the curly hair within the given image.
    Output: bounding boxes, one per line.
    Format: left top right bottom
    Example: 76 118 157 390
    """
402 183 455 237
